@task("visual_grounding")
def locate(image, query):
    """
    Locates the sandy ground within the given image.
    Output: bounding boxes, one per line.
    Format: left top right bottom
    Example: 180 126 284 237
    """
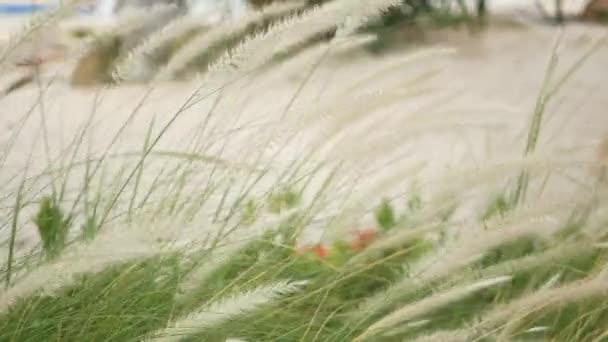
0 9 607 255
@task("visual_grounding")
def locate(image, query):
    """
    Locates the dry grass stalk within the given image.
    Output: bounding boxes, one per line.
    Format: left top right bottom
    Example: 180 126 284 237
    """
176 207 302 298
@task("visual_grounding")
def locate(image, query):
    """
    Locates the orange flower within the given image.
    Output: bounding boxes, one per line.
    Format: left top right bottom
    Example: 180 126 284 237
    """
295 243 328 258
349 228 378 252
313 244 328 258
357 228 378 243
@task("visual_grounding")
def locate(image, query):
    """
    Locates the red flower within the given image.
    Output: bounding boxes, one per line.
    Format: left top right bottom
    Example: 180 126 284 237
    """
295 243 328 258
313 244 328 258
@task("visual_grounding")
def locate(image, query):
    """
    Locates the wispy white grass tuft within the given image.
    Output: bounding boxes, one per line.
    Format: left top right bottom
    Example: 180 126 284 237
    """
410 212 562 283
207 0 399 78
524 326 550 333
447 241 597 290
379 319 431 338
425 154 597 202
539 272 562 290
354 276 512 341
470 275 608 340
146 279 309 341
411 329 469 342
154 1 306 81
0 222 163 313
113 3 183 36
351 198 578 322
112 14 203 82
176 207 302 298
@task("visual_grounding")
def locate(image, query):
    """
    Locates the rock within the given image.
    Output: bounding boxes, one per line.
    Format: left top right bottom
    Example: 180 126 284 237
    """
582 0 608 22
70 36 122 86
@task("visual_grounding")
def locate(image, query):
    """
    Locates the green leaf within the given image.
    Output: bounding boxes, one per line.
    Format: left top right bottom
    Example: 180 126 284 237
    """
375 198 396 231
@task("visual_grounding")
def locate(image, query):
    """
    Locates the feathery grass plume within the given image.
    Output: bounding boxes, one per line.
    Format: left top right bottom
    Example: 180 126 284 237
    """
112 14 203 82
114 3 185 37
0 0 85 71
208 0 399 77
175 236 253 297
176 207 301 298
279 49 453 160
351 197 577 321
342 176 588 263
538 272 562 290
411 330 469 342
69 3 182 85
338 47 453 96
447 240 599 288
415 153 596 206
469 274 608 340
288 60 453 152
354 276 512 341
378 319 431 338
154 1 307 81
146 279 309 341
0 222 163 314
411 216 559 282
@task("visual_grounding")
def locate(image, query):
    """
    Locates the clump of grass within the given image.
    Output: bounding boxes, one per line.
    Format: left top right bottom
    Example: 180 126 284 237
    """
480 192 513 222
375 198 396 231
32 196 71 259
267 186 301 214
239 197 259 224
80 214 98 241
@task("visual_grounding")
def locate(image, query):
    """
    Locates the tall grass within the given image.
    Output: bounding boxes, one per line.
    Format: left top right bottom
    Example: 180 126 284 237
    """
0 0 607 341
